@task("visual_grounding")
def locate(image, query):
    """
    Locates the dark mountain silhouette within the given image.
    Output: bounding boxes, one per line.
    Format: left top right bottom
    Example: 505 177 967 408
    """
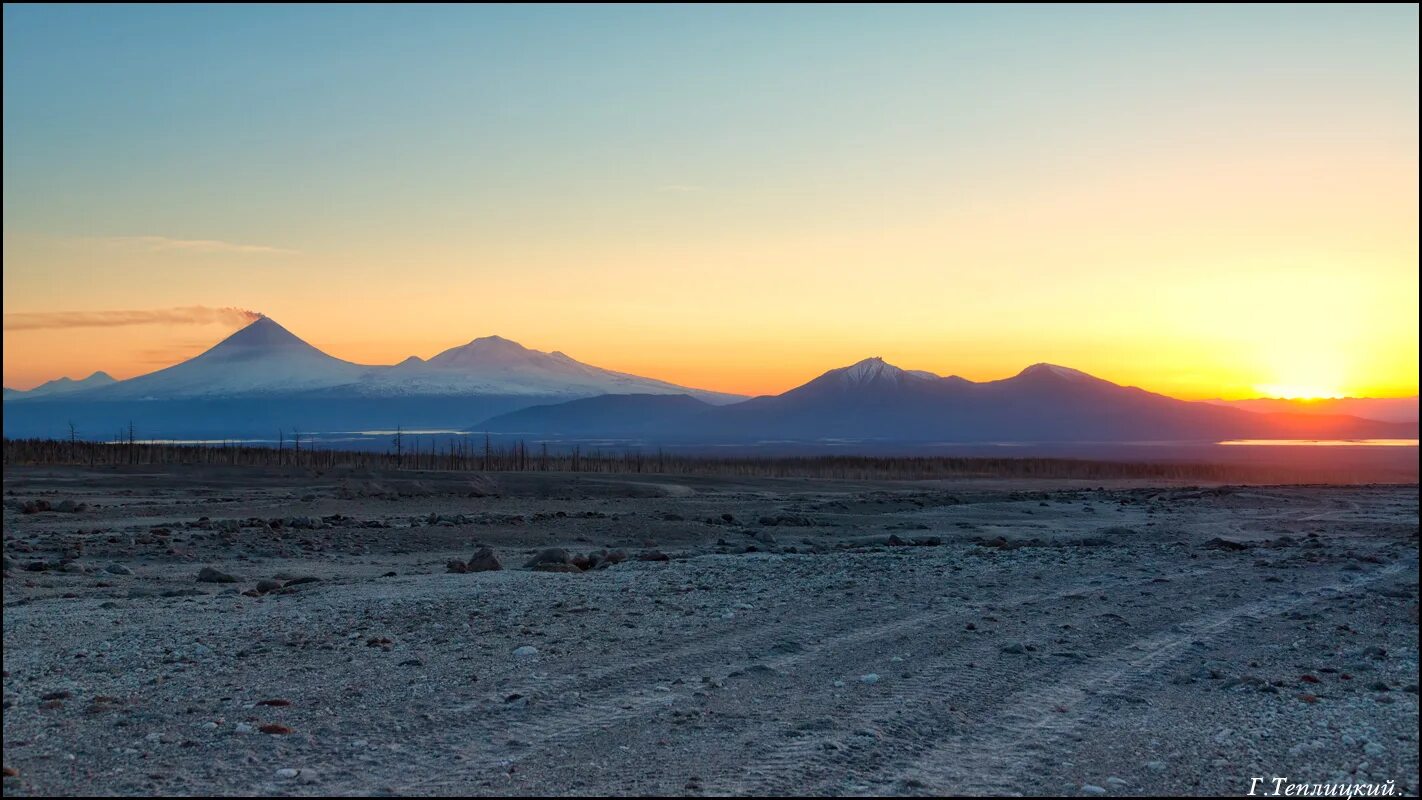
6 323 1415 444
6 371 117 399
472 357 1418 444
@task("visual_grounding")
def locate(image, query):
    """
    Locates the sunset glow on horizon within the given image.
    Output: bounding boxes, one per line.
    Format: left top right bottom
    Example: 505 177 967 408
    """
4 5 1418 402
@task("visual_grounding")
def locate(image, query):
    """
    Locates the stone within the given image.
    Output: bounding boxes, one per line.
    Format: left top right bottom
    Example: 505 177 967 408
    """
197 566 237 584
467 547 502 572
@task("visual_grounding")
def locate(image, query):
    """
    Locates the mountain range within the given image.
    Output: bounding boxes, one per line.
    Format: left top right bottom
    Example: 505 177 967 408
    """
478 357 1417 444
1205 396 1419 424
5 371 116 399
2 317 739 438
3 317 1417 445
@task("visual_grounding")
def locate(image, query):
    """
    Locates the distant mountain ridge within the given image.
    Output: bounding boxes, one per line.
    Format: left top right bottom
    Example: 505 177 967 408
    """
4 318 740 404
478 356 1419 444
6 371 117 399
354 334 742 403
5 320 1416 444
1 317 742 437
1206 396 1419 424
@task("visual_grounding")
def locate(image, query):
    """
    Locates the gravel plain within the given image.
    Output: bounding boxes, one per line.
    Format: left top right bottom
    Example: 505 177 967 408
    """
2 465 1418 796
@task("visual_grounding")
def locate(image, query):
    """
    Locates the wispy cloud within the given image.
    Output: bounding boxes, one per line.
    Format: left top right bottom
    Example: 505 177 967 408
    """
4 306 264 332
135 340 217 365
93 236 298 255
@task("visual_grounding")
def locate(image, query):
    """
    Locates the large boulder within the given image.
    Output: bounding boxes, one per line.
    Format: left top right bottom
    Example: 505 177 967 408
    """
467 547 503 572
197 566 238 583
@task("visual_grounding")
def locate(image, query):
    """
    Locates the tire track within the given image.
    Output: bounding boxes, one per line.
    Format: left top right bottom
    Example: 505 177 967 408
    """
883 561 1409 796
703 563 1257 796
396 561 1234 794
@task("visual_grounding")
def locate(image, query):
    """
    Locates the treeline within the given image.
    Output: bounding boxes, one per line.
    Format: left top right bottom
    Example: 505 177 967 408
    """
0 436 1364 483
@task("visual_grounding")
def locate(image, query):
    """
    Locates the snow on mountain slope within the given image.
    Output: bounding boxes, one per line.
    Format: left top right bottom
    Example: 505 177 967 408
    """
839 356 937 386
690 355 1419 443
356 335 743 403
60 320 742 403
790 356 942 395
93 317 370 399
7 371 117 399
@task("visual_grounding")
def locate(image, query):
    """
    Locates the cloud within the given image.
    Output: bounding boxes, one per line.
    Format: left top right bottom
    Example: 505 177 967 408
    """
4 306 264 332
94 236 298 255
135 340 217 365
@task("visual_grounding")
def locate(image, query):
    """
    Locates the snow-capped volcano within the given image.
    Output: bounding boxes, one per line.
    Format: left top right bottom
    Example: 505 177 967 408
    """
34 318 742 404
811 357 941 391
357 334 741 403
93 317 370 399
1005 362 1105 385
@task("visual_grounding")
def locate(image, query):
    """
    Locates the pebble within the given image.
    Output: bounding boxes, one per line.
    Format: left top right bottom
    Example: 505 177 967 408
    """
1082 785 1107 795
859 673 880 685
513 646 539 659
275 767 319 783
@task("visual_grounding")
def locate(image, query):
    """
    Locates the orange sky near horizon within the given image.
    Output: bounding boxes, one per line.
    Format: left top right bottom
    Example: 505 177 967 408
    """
3 6 1418 402
2 299 1417 402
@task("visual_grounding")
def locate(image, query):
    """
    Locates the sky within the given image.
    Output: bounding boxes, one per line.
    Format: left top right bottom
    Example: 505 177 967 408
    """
3 4 1418 400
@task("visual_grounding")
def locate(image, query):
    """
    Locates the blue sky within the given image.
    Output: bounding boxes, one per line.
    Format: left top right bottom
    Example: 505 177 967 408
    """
3 4 1418 398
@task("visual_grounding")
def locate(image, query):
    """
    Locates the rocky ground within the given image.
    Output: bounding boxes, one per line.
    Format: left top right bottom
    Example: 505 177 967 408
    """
2 464 1418 796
